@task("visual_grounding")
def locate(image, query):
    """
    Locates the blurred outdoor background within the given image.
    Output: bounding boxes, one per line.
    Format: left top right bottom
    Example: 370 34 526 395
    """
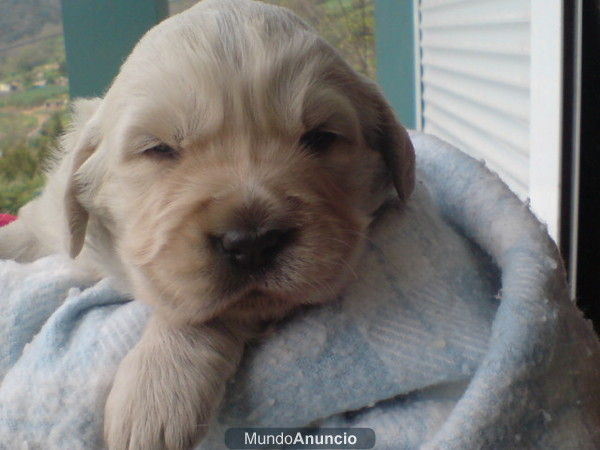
0 0 374 214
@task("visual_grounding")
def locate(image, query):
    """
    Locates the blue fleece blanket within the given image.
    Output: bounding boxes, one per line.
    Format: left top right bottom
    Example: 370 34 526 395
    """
1 133 599 449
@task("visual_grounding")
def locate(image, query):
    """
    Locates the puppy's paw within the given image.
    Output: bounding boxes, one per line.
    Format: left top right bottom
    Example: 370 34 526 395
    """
104 344 210 450
103 316 244 450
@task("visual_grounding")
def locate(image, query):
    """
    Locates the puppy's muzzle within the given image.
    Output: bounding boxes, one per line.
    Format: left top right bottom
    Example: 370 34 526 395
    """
217 226 295 269
207 194 298 273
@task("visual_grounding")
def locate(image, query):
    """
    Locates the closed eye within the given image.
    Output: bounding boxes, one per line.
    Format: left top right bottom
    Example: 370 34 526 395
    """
143 143 179 160
299 129 338 154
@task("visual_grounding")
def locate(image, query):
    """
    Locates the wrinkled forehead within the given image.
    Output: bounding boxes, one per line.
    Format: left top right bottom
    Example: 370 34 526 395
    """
103 2 358 143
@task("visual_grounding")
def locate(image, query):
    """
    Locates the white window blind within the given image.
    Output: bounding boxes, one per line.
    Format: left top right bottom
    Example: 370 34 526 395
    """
417 0 532 199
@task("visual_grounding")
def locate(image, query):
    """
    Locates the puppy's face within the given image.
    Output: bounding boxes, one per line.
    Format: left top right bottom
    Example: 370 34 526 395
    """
67 0 414 324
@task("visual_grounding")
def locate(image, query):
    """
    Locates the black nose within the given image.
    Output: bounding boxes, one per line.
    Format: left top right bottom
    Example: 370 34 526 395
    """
218 228 294 268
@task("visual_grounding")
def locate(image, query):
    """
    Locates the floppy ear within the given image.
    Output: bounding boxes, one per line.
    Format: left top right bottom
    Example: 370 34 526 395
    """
64 98 102 258
354 80 416 202
373 99 416 202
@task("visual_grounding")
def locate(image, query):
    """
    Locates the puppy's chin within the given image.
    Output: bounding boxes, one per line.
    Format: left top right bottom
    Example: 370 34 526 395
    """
212 266 353 323
130 260 353 326
219 289 298 322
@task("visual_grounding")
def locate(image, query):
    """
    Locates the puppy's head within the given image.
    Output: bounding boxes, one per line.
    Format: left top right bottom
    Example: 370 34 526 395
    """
66 0 415 323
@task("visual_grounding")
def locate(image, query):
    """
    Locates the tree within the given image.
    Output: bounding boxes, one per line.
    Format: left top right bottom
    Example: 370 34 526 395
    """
267 0 375 79
0 111 66 213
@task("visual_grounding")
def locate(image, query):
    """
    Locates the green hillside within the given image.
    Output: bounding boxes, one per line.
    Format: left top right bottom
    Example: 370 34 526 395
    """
0 0 69 214
0 0 61 46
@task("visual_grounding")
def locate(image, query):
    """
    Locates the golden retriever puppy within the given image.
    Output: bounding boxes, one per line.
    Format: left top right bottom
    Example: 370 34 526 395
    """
0 0 415 448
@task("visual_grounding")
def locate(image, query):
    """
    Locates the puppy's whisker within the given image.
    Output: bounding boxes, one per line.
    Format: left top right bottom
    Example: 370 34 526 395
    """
337 258 360 281
337 228 400 270
338 228 380 247
295 265 339 299
319 236 354 249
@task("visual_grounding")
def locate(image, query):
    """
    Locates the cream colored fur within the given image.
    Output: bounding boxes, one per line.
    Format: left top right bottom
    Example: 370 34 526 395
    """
0 1 415 448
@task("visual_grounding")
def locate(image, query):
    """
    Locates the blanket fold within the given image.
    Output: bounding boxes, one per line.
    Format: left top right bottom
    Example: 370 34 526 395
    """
1 132 598 449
